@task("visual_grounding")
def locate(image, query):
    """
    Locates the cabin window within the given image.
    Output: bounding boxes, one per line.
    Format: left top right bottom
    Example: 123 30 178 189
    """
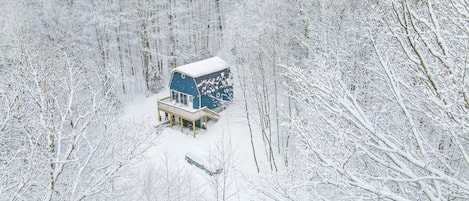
183 94 189 105
172 91 178 103
171 91 192 106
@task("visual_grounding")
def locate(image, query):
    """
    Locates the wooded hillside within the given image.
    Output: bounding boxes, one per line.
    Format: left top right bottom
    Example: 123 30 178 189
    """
0 0 468 200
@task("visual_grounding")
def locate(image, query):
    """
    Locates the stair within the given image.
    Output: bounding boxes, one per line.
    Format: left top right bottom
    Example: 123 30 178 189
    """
201 107 220 120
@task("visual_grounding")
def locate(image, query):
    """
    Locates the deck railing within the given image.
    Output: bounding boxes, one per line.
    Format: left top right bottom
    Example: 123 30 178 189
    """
157 97 220 121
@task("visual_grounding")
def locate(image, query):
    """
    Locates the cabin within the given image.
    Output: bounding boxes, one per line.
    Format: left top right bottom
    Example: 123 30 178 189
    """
157 57 233 137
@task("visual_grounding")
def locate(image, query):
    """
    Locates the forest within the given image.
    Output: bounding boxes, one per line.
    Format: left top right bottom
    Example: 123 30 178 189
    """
0 0 468 200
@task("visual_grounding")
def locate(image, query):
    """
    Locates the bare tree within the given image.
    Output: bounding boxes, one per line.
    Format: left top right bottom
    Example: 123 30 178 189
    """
277 0 469 199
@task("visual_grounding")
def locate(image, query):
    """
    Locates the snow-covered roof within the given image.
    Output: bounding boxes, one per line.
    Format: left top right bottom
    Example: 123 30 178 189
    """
172 56 228 78
195 68 232 96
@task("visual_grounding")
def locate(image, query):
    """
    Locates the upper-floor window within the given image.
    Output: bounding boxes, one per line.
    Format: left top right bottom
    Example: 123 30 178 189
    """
172 90 192 106
172 91 178 103
181 94 187 105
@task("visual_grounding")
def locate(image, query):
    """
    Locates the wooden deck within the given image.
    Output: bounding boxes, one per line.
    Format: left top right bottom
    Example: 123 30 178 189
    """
157 97 220 137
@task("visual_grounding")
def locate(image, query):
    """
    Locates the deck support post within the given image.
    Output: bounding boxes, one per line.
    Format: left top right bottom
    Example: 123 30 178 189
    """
169 113 173 128
180 117 183 132
157 109 161 121
203 118 207 130
192 121 196 138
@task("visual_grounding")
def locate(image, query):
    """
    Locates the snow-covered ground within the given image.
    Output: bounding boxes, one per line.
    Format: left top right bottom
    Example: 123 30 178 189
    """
117 89 274 200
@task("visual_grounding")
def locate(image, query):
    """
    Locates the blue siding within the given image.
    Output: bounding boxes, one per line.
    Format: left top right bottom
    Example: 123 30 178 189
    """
183 119 202 127
169 59 233 129
200 86 233 110
170 72 199 109
170 71 233 110
222 86 234 101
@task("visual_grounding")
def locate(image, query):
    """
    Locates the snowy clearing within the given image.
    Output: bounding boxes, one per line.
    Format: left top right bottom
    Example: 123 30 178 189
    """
116 89 276 200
